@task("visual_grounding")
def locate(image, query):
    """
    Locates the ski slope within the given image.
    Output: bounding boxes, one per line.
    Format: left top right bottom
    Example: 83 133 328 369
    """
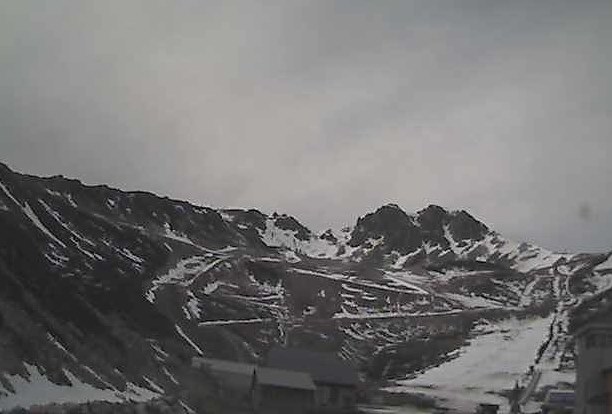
385 316 553 412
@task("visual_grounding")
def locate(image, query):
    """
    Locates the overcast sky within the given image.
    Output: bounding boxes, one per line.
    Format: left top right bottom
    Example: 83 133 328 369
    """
1 1 611 252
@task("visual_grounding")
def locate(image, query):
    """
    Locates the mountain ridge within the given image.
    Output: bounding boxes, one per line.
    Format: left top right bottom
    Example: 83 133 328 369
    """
0 161 611 412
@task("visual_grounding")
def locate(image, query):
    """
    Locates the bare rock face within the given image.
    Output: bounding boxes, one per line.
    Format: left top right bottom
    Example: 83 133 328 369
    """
447 210 489 242
347 203 489 256
0 161 609 411
349 204 423 253
272 214 312 241
416 204 451 248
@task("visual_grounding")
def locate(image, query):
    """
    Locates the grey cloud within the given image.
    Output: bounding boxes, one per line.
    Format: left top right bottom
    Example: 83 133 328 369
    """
1 0 611 252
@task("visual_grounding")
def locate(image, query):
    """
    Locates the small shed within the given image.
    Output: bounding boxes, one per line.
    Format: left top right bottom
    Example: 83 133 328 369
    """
253 367 316 414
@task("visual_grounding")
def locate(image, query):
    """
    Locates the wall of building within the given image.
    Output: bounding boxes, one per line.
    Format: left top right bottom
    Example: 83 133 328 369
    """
576 327 612 414
314 384 356 412
255 385 314 414
606 372 612 414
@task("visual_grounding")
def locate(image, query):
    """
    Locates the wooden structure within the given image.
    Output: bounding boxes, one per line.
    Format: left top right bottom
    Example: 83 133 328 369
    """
265 347 360 413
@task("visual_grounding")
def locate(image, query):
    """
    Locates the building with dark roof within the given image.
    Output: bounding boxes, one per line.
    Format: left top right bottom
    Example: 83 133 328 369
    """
193 357 318 413
192 357 256 405
265 347 359 413
253 367 316 414
193 348 360 413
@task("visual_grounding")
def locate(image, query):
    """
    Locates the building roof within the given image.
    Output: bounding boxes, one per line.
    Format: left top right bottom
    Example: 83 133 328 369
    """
544 390 575 406
192 357 255 376
256 367 316 391
193 357 316 392
265 347 359 386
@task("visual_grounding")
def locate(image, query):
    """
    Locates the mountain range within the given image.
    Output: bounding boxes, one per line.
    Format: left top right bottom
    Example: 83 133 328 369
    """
0 162 610 412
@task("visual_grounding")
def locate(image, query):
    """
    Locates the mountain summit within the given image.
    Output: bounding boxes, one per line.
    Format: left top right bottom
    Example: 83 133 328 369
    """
0 162 610 412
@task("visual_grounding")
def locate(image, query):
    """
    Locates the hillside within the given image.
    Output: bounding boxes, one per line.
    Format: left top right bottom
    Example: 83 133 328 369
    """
0 162 610 412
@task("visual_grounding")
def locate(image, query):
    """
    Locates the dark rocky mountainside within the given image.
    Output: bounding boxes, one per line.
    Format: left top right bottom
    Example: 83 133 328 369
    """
0 162 610 412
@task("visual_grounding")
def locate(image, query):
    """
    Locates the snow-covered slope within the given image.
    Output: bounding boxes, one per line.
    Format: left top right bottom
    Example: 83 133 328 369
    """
0 162 610 412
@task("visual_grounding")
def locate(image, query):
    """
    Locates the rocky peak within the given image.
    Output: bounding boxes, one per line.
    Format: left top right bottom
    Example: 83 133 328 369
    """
319 229 338 243
416 204 451 248
272 214 312 241
349 204 422 253
223 208 268 231
417 204 448 221
447 210 489 241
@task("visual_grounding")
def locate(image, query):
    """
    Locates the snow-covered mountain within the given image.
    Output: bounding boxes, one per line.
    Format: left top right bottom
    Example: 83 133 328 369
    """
0 162 611 412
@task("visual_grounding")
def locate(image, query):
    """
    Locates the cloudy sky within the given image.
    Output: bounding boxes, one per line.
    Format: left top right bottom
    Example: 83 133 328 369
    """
1 1 611 252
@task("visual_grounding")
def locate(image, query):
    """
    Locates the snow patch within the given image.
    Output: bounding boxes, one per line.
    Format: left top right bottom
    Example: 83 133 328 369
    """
0 364 159 411
385 316 553 412
175 325 204 356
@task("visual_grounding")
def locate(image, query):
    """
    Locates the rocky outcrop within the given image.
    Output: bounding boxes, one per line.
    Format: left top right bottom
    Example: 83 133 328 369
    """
349 204 423 253
0 161 609 412
272 214 312 241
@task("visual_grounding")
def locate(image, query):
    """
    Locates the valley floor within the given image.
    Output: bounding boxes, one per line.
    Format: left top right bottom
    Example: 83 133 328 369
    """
383 315 569 413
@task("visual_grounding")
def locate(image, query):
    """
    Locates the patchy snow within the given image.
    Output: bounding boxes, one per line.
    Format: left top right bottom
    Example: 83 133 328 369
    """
385 316 552 412
292 268 346 280
259 219 342 258
383 272 429 295
24 202 66 248
141 376 164 394
342 283 364 294
197 318 268 326
294 268 425 296
282 249 301 263
520 277 539 306
150 343 169 360
219 211 234 222
185 290 202 320
44 252 69 267
180 400 197 414
445 292 503 309
45 189 62 197
46 334 76 361
333 309 464 320
163 224 198 246
0 183 66 249
257 256 282 263
65 194 78 208
120 248 144 264
203 281 220 295
39 200 99 259
590 272 612 293
595 253 612 272
390 250 422 269
0 364 159 411
444 225 460 254
174 325 204 356
163 224 238 254
146 256 225 303
0 182 21 207
162 367 179 385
